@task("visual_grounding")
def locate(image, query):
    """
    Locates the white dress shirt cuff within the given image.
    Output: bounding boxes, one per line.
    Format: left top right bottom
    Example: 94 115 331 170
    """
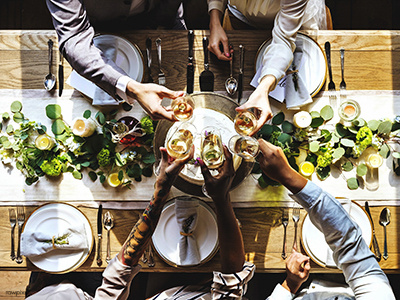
268 284 294 300
208 0 226 13
116 75 136 105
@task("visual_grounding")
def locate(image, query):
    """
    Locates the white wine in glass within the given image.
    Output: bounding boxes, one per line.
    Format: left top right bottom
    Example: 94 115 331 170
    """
228 135 259 159
171 94 195 121
234 111 257 136
166 123 196 159
200 127 225 169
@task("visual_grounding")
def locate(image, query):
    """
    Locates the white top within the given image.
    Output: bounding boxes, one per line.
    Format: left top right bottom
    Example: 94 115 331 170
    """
208 0 327 89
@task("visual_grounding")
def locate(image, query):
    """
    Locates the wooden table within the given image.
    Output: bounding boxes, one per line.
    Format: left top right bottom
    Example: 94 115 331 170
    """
0 29 400 273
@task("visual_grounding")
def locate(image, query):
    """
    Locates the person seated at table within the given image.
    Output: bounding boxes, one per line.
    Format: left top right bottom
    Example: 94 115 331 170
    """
257 139 395 299
46 0 185 121
207 0 328 133
146 146 255 299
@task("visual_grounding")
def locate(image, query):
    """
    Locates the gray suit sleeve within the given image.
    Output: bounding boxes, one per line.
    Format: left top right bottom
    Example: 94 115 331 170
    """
46 0 128 99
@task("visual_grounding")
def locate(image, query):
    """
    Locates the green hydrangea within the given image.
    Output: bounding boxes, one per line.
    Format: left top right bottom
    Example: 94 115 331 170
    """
97 148 111 167
317 151 333 168
356 126 373 149
40 158 63 177
140 116 154 135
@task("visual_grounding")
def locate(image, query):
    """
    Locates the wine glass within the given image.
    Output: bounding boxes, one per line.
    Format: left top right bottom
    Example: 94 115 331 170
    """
228 135 259 160
234 110 257 136
171 94 195 122
165 122 196 160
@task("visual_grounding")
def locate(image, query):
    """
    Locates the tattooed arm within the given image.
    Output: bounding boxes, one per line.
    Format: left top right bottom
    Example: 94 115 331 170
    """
118 146 194 266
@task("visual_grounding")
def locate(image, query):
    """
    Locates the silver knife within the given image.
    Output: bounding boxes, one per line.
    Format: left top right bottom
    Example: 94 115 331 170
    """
155 38 166 86
146 37 153 83
365 201 382 261
96 204 103 266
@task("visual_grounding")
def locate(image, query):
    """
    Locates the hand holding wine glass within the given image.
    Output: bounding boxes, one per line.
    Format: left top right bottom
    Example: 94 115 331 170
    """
171 94 195 122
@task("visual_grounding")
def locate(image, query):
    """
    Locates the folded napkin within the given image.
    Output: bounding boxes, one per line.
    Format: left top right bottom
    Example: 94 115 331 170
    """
175 197 201 266
21 224 88 257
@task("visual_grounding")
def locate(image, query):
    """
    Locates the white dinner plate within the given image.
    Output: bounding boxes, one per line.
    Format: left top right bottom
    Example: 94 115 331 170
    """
255 32 327 97
301 201 372 268
67 34 144 100
152 198 219 267
22 203 93 274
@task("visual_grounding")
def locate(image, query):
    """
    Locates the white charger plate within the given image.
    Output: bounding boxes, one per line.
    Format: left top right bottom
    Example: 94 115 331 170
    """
255 32 327 97
152 198 219 267
301 201 372 268
67 34 144 100
22 203 93 274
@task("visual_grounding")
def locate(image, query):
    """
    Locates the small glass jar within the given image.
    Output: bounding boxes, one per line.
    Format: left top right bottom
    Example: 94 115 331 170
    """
338 99 361 122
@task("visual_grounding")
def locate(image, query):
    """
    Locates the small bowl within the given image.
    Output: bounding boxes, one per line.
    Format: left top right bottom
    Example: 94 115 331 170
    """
338 99 361 122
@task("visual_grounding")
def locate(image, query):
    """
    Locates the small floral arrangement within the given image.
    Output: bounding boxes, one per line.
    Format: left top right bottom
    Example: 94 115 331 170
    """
253 105 400 190
0 101 156 188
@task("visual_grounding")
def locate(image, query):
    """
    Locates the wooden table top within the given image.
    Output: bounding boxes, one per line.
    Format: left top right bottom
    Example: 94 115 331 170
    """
0 29 400 273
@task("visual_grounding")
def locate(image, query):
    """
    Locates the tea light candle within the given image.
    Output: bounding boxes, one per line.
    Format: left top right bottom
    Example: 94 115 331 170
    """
367 153 383 169
35 134 55 150
293 111 312 128
339 100 360 122
72 118 96 137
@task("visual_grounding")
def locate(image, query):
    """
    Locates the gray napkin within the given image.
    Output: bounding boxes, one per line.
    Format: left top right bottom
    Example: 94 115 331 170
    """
21 224 88 257
93 45 118 106
285 40 313 110
175 197 201 266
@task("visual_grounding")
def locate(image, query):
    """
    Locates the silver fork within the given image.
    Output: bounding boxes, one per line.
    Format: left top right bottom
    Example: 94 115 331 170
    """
9 209 16 261
292 205 301 251
281 210 289 259
155 38 166 86
340 48 346 97
16 207 25 264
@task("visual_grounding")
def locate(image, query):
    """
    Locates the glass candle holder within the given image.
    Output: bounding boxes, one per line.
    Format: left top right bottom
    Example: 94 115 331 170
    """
35 134 55 150
72 118 97 137
293 111 312 128
338 99 361 122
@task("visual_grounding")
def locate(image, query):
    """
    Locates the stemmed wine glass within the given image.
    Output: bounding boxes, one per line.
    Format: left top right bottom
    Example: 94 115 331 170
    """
171 94 195 122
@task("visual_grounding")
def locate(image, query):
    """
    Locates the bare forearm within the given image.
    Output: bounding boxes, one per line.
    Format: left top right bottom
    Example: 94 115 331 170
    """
209 9 223 29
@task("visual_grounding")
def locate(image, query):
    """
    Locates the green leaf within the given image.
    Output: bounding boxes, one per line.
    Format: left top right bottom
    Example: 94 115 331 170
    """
142 152 156 164
88 171 98 181
258 124 273 138
367 120 380 131
96 112 106 125
72 170 82 179
281 121 295 134
310 111 320 118
352 118 366 127
340 138 355 148
13 112 24 123
310 117 324 128
6 124 14 134
99 174 106 183
118 170 124 181
81 161 90 167
316 166 330 181
258 173 280 188
392 152 400 159
272 112 285 125
2 112 9 121
379 143 390 158
320 129 332 143
126 164 142 178
347 177 359 190
356 163 368 176
83 110 91 119
342 161 354 171
52 119 66 135
46 104 62 119
378 120 392 135
332 147 345 160
320 105 334 121
309 141 320 153
335 123 348 137
0 136 9 143
142 166 153 177
10 101 22 113
277 133 292 146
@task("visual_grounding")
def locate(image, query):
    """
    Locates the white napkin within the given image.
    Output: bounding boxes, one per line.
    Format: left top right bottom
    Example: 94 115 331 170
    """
21 224 88 258
325 198 352 267
175 197 201 266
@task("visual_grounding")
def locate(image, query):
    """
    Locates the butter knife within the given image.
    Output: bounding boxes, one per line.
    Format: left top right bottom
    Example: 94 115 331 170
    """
237 45 244 104
365 201 382 261
58 51 64 97
96 204 103 266
186 30 194 94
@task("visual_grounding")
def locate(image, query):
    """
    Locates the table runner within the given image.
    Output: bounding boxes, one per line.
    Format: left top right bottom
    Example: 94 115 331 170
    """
0 89 400 208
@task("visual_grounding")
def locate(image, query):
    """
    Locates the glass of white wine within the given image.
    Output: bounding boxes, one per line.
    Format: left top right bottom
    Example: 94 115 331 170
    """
165 122 196 160
228 135 259 160
200 127 225 170
171 94 195 122
234 110 257 136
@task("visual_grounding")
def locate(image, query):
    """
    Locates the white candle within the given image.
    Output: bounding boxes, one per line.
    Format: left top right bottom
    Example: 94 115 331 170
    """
72 118 96 137
35 134 55 150
367 153 383 169
293 111 312 128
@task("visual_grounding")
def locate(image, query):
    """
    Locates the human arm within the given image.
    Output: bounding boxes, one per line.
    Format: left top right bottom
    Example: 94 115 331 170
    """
208 7 231 61
258 139 395 299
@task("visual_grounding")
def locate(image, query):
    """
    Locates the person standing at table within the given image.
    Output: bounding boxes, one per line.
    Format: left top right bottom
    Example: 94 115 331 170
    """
46 0 185 121
207 0 328 133
257 139 395 299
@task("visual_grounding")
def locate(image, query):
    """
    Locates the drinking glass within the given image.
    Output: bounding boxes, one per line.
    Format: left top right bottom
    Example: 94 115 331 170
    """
171 94 195 122
228 135 259 160
338 99 361 122
200 127 225 170
165 122 196 160
234 110 257 136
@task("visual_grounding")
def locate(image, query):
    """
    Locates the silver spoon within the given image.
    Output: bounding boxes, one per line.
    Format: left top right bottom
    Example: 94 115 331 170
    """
103 211 114 263
44 39 56 91
225 44 237 96
379 207 391 260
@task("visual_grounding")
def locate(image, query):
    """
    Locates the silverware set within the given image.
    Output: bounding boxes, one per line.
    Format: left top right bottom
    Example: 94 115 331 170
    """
9 207 25 263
